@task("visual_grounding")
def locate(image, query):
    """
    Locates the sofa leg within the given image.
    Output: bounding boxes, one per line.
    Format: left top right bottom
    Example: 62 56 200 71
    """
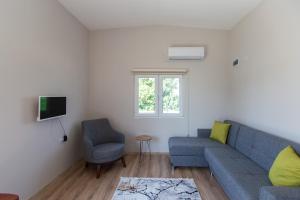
210 171 213 178
171 165 176 174
96 165 101 179
85 162 89 168
121 157 126 168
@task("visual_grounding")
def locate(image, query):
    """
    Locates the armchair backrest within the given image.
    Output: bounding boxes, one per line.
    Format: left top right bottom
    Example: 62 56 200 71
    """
82 118 116 145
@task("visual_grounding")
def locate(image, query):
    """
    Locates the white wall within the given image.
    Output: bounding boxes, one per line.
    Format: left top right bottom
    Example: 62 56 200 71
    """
0 0 88 199
229 0 300 142
4 0 299 197
89 26 230 152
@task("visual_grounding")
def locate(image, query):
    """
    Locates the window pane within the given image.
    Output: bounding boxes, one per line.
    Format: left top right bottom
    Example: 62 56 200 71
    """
162 77 180 114
138 77 156 113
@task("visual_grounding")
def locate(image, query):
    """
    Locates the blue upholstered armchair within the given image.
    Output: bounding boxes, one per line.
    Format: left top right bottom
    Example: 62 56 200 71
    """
82 118 126 178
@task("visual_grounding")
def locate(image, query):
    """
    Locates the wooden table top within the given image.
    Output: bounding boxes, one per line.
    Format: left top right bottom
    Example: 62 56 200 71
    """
135 135 152 141
0 194 19 200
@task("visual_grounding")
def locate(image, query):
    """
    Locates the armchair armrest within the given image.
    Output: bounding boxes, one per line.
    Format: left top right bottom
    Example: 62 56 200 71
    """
259 186 300 200
197 129 211 138
113 130 125 144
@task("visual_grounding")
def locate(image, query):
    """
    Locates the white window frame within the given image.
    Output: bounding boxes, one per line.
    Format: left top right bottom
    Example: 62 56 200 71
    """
134 74 183 118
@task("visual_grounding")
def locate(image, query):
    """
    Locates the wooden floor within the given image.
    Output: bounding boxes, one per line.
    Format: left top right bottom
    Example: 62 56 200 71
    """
30 154 229 200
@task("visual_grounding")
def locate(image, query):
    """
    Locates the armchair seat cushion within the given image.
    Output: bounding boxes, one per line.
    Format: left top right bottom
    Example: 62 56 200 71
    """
92 143 124 163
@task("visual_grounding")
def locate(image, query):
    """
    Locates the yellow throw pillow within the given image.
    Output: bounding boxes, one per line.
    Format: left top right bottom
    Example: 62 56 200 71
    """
209 121 231 144
269 146 300 186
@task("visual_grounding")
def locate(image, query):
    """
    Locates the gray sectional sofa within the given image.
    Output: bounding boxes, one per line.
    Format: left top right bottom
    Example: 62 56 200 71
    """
168 120 300 200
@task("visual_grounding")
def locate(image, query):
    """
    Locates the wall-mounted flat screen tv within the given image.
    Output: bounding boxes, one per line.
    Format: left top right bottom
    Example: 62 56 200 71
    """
37 96 66 121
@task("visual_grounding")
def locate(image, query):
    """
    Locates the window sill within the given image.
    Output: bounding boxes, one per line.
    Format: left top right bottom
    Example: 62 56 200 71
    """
134 115 185 119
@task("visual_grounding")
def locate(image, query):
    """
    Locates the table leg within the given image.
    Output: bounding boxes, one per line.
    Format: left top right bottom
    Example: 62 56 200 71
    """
139 141 142 163
147 140 151 160
142 141 144 162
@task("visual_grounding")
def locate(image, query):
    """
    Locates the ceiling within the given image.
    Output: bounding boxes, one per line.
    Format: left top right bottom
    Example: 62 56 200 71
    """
58 0 262 30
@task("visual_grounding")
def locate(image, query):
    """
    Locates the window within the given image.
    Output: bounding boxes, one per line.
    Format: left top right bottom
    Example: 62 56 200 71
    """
135 74 183 117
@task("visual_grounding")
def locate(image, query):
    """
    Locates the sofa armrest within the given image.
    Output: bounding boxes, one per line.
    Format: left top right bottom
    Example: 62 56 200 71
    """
259 186 300 200
197 129 211 138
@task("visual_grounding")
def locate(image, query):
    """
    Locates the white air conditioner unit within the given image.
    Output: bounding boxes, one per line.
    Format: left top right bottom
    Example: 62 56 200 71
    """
168 47 205 60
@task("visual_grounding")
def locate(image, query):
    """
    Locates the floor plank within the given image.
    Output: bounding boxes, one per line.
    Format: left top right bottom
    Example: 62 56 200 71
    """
30 154 229 200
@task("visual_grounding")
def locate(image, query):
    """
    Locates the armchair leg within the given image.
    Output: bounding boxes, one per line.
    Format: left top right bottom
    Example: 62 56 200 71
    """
85 162 89 168
121 157 126 168
96 165 101 179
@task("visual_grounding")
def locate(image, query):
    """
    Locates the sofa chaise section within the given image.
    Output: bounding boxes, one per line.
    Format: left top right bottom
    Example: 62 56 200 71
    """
168 120 240 168
168 132 226 167
168 120 300 200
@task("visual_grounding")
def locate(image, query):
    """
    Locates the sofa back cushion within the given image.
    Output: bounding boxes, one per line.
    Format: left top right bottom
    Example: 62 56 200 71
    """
235 125 257 158
224 120 241 147
229 121 300 171
251 131 300 171
251 131 289 171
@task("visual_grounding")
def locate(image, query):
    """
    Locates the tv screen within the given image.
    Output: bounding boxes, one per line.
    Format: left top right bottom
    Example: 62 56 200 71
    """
37 96 66 121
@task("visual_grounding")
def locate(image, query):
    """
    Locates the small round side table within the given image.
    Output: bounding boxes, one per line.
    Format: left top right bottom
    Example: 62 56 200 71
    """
135 135 152 162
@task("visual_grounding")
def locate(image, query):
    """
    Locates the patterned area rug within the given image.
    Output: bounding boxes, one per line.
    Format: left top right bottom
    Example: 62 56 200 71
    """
112 177 202 200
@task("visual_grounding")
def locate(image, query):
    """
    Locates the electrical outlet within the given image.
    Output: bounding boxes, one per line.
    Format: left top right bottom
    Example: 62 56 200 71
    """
63 135 68 142
233 58 239 66
59 135 68 143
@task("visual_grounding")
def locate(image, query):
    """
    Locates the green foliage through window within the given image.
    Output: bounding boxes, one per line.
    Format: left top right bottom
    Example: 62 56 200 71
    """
162 78 180 113
138 78 156 113
136 75 182 116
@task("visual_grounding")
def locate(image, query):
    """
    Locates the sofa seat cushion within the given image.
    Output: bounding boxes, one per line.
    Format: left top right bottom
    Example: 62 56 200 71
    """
205 147 271 200
259 186 300 200
92 143 124 162
169 137 226 156
205 146 246 160
205 147 268 175
227 173 271 200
